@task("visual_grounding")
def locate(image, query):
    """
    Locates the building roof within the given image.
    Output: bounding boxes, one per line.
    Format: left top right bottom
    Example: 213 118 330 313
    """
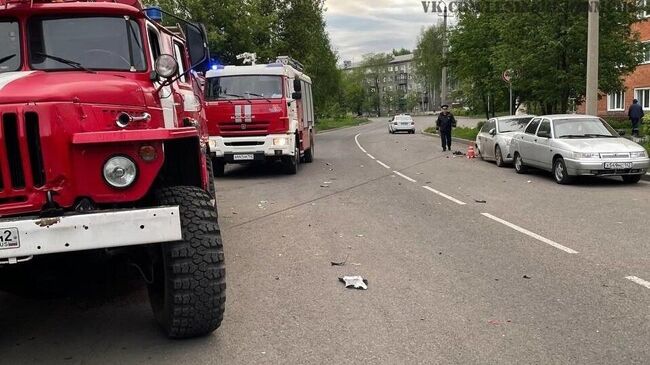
389 54 414 64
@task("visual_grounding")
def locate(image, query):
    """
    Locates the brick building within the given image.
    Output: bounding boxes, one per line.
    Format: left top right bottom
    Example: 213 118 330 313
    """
589 20 650 118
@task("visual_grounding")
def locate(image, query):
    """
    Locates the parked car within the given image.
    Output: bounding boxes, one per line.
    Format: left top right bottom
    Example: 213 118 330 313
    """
476 115 535 167
511 115 650 184
389 114 416 134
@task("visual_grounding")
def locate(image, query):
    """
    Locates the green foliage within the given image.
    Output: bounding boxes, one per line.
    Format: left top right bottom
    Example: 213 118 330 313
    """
147 0 341 117
316 116 369 131
357 53 395 117
414 25 444 107
449 0 644 116
392 48 411 56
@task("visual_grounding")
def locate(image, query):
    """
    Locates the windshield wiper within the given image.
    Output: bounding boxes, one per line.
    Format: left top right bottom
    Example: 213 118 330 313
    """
584 134 616 138
558 134 588 139
245 92 272 103
221 93 251 103
35 52 95 73
0 54 16 64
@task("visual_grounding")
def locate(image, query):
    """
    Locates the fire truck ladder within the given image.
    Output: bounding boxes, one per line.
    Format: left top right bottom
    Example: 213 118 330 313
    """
275 56 304 72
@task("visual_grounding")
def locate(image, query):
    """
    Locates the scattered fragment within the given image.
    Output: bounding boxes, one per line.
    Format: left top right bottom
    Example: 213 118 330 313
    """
488 320 501 325
474 199 487 204
526 180 532 184
523 275 532 279
339 276 368 290
331 255 349 266
320 184 330 188
360 165 364 168
326 162 332 166
356 234 364 238
275 276 280 280
452 150 465 156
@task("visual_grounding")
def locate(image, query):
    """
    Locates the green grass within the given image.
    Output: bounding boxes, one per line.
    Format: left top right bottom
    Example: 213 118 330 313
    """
316 117 369 131
424 126 479 141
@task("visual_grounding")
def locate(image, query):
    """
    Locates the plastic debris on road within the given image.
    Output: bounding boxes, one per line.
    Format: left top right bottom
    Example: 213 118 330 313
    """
339 276 368 290
523 275 532 279
331 255 349 266
474 199 487 204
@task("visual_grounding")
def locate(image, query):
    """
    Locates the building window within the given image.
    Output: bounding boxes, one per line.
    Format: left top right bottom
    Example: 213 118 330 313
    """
635 88 650 110
607 92 625 111
642 42 650 64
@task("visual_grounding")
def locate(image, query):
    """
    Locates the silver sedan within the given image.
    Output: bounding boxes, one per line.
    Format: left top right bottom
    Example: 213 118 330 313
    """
476 115 534 167
511 115 650 184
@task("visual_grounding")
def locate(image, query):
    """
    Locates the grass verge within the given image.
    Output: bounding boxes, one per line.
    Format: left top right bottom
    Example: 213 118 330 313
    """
316 117 369 131
424 126 479 141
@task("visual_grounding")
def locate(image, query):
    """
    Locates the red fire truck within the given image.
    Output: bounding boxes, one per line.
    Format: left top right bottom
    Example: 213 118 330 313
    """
204 56 315 175
0 0 225 338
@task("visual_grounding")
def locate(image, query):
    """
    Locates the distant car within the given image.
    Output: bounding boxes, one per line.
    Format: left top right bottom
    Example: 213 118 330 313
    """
389 114 415 134
511 115 650 184
476 115 535 167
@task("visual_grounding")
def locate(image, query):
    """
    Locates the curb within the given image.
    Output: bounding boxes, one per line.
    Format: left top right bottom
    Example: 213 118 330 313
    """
421 132 650 182
421 131 474 146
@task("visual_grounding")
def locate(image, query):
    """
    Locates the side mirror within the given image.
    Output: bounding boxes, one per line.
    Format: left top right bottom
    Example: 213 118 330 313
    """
293 79 302 92
617 129 626 136
489 128 496 136
537 130 550 138
182 22 209 69
292 92 302 100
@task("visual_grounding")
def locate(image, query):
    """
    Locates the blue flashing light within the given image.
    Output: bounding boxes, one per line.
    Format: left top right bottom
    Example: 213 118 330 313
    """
144 6 163 23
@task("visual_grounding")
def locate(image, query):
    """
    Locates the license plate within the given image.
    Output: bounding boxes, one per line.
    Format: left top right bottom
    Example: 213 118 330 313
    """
233 154 254 161
0 228 19 249
400 122 410 125
604 162 632 169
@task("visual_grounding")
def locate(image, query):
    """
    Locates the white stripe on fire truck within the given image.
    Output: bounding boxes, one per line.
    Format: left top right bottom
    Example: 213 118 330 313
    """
0 71 35 91
234 105 242 123
244 104 252 123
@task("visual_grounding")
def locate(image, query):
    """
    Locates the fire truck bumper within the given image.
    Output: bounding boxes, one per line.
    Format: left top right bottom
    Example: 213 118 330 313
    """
208 134 296 160
0 207 181 264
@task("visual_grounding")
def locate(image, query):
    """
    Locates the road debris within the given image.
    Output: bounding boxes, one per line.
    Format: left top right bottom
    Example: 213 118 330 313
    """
523 275 532 279
526 180 532 183
331 255 349 266
339 276 368 290
474 199 487 204
356 234 364 237
452 150 465 156
320 184 330 188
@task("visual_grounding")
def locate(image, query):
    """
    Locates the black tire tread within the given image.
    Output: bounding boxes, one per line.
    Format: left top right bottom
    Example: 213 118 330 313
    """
151 186 226 339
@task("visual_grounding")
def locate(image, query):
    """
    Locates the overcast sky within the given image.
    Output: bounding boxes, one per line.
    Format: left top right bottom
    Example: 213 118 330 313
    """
324 0 449 63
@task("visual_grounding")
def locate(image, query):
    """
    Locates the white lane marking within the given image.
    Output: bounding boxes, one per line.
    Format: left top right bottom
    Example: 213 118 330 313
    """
354 133 367 153
481 213 578 254
376 160 391 169
393 171 416 183
422 186 466 205
367 153 376 160
626 276 650 290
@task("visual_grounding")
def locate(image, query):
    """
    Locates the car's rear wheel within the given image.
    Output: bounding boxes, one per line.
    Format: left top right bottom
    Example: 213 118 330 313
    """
495 145 505 167
553 157 574 185
303 133 314 163
622 174 642 184
514 153 528 174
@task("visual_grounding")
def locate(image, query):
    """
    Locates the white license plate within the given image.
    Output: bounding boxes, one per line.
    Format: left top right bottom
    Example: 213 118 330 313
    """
400 122 410 125
604 162 632 169
0 228 19 249
233 154 254 161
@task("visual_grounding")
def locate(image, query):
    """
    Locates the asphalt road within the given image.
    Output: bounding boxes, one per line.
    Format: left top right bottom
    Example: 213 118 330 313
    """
1 118 649 364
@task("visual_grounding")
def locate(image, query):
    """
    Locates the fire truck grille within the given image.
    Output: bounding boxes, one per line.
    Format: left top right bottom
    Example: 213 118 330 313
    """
0 111 46 193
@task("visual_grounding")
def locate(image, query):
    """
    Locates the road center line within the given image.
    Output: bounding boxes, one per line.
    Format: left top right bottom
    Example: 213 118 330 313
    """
376 160 391 169
367 153 376 160
422 186 466 205
626 276 650 290
393 171 416 183
481 213 578 254
354 133 367 153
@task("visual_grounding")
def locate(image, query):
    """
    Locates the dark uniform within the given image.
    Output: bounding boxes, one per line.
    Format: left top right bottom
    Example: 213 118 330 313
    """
628 100 644 137
436 109 457 151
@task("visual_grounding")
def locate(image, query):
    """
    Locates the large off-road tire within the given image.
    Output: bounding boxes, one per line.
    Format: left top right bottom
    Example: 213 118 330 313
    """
148 186 226 339
303 133 314 163
283 142 299 175
205 156 217 200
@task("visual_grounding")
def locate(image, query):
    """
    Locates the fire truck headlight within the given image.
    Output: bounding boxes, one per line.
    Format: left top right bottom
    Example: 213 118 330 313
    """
103 156 137 188
155 54 178 79
273 137 289 146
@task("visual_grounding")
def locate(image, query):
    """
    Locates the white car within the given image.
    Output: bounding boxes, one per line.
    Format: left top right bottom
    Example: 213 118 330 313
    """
476 115 535 167
388 115 415 134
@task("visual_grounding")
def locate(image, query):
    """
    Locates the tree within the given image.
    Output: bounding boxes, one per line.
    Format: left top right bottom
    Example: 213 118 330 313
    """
356 53 394 116
392 48 411 56
449 0 645 116
341 69 366 115
414 25 445 110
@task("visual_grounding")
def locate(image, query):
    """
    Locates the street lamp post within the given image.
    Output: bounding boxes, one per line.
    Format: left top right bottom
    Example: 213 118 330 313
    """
440 3 448 108
585 0 599 115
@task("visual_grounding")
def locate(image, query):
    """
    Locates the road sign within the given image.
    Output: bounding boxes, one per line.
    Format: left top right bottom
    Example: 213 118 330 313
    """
502 69 514 83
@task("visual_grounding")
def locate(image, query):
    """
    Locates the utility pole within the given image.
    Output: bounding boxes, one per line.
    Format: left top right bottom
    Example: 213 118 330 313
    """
440 4 448 108
585 0 599 115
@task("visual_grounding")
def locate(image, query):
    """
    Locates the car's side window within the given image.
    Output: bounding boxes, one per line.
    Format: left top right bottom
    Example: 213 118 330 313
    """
537 120 551 137
525 118 541 134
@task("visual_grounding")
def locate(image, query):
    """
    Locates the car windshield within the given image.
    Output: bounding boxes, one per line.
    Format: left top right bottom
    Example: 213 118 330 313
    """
554 118 619 138
0 19 20 73
206 75 283 101
29 17 146 71
498 117 533 133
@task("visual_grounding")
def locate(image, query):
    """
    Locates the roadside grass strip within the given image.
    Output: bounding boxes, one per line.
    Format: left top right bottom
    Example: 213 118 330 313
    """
481 213 578 254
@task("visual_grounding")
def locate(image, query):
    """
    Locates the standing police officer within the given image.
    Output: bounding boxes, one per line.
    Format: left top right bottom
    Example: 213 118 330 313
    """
436 105 457 151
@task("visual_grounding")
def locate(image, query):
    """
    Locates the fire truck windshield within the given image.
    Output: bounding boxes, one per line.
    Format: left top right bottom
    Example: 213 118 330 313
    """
0 20 20 73
28 17 146 72
206 75 283 101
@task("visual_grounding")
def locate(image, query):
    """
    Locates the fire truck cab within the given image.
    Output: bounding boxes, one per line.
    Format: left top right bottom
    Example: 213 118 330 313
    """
205 56 315 175
0 0 225 338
